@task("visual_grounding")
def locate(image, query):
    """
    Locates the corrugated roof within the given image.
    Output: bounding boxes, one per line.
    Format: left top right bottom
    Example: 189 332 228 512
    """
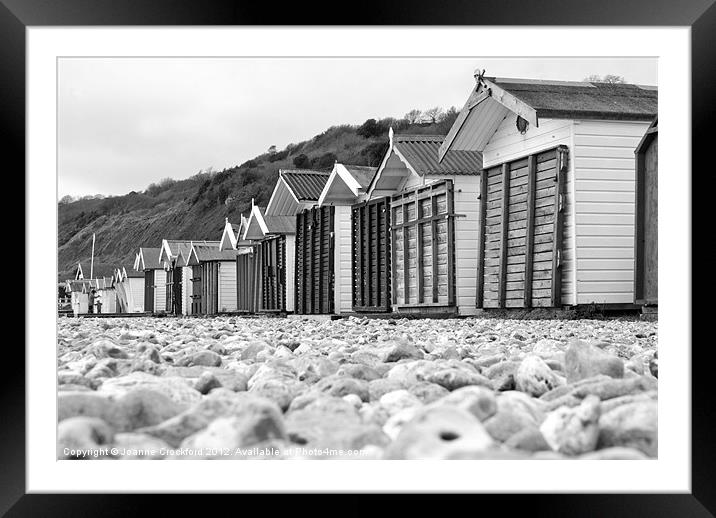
343 165 378 188
491 77 657 120
394 134 482 175
280 170 330 201
264 215 296 234
192 244 238 262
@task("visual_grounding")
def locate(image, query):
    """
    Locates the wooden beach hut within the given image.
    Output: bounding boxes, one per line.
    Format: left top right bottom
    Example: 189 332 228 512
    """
159 240 217 315
316 163 379 314
115 266 145 313
438 73 658 308
220 216 258 312
634 117 658 309
244 169 330 313
186 243 239 315
362 130 483 316
134 247 166 314
176 247 195 316
65 279 91 315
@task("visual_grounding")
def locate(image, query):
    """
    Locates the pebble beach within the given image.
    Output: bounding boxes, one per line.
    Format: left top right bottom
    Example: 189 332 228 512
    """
57 315 658 460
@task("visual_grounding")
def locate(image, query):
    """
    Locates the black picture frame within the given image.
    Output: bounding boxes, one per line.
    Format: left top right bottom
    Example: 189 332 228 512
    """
6 0 708 513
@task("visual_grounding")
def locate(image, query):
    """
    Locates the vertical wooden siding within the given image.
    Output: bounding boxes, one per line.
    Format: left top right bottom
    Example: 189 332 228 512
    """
477 146 567 308
295 206 335 314
260 235 286 311
191 264 204 314
634 129 658 305
218 261 238 312
144 270 154 313
237 250 259 312
483 114 575 305
201 262 219 315
154 270 166 312
391 180 456 308
351 196 391 312
333 205 353 314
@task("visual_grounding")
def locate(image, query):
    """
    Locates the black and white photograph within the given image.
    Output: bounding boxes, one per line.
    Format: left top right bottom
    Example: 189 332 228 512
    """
55 55 660 461
9 17 699 503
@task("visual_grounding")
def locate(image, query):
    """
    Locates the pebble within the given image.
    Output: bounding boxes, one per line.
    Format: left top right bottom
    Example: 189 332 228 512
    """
57 315 657 460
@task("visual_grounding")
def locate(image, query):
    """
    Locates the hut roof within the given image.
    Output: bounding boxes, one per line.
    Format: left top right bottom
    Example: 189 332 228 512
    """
486 77 658 121
188 244 238 264
280 170 331 201
137 247 162 270
393 134 482 175
342 165 378 188
264 215 296 234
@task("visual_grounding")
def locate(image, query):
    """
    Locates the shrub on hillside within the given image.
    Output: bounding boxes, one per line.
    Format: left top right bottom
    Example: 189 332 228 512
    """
293 153 310 168
312 152 337 170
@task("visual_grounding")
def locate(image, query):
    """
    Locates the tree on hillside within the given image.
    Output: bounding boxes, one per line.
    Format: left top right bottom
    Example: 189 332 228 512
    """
59 195 75 205
357 118 389 139
424 106 445 124
404 109 423 124
584 74 626 84
267 145 277 154
313 152 337 170
293 153 310 168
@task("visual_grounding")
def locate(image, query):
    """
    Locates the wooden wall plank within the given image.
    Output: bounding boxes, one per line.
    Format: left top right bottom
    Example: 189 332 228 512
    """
498 163 510 308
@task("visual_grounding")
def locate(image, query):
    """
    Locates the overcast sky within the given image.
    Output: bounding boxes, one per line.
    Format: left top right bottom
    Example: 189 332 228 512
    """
58 57 656 198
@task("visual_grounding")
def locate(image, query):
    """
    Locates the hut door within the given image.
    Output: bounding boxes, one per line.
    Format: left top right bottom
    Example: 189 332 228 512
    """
191 265 203 314
295 206 335 314
237 249 257 312
165 269 173 313
635 125 658 306
201 262 219 314
260 236 286 311
352 197 391 312
144 270 154 313
391 180 456 309
477 146 567 309
172 266 183 315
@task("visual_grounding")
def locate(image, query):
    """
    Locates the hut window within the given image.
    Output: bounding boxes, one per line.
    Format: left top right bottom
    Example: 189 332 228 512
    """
516 116 529 134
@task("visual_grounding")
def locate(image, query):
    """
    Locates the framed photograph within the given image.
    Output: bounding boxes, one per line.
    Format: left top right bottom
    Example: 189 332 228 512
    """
7 0 707 512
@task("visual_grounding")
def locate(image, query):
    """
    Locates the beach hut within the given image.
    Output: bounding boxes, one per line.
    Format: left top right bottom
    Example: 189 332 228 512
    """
360 130 483 316
316 163 379 314
438 73 658 308
65 279 91 315
96 277 117 313
176 246 196 316
186 243 239 314
159 240 216 315
244 169 330 313
134 247 166 314
634 117 658 309
115 266 145 313
219 216 258 312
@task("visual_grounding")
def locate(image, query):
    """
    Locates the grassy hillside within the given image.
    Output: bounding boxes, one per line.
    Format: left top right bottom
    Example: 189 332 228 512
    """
58 113 457 281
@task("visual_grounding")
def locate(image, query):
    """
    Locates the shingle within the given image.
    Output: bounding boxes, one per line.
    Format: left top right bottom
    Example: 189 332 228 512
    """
393 134 482 175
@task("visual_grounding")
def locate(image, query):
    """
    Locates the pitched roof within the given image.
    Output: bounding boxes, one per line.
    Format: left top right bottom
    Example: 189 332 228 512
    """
393 134 482 175
191 244 238 262
488 77 657 121
342 165 378 188
138 247 162 269
264 215 296 234
74 263 117 280
280 170 331 201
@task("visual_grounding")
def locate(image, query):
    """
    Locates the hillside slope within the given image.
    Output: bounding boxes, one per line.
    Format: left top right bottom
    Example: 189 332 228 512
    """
58 115 457 281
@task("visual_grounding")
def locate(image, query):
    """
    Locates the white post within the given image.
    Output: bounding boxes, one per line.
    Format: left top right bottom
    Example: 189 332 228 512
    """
90 233 95 279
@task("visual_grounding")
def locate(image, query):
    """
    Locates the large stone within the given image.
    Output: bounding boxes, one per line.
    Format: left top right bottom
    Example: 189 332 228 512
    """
383 406 494 459
98 372 201 406
435 386 497 422
382 341 424 363
503 427 551 452
545 376 657 411
531 339 564 359
194 372 223 395
424 366 492 392
58 417 114 459
565 339 625 383
285 396 389 451
182 403 287 452
314 375 369 402
368 378 406 401
379 390 423 416
139 391 282 447
90 340 129 360
406 382 450 404
597 400 657 457
116 388 187 430
336 363 382 381
181 350 222 368
483 361 520 380
58 392 129 431
540 395 601 455
249 376 304 411
483 391 546 442
514 355 564 397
